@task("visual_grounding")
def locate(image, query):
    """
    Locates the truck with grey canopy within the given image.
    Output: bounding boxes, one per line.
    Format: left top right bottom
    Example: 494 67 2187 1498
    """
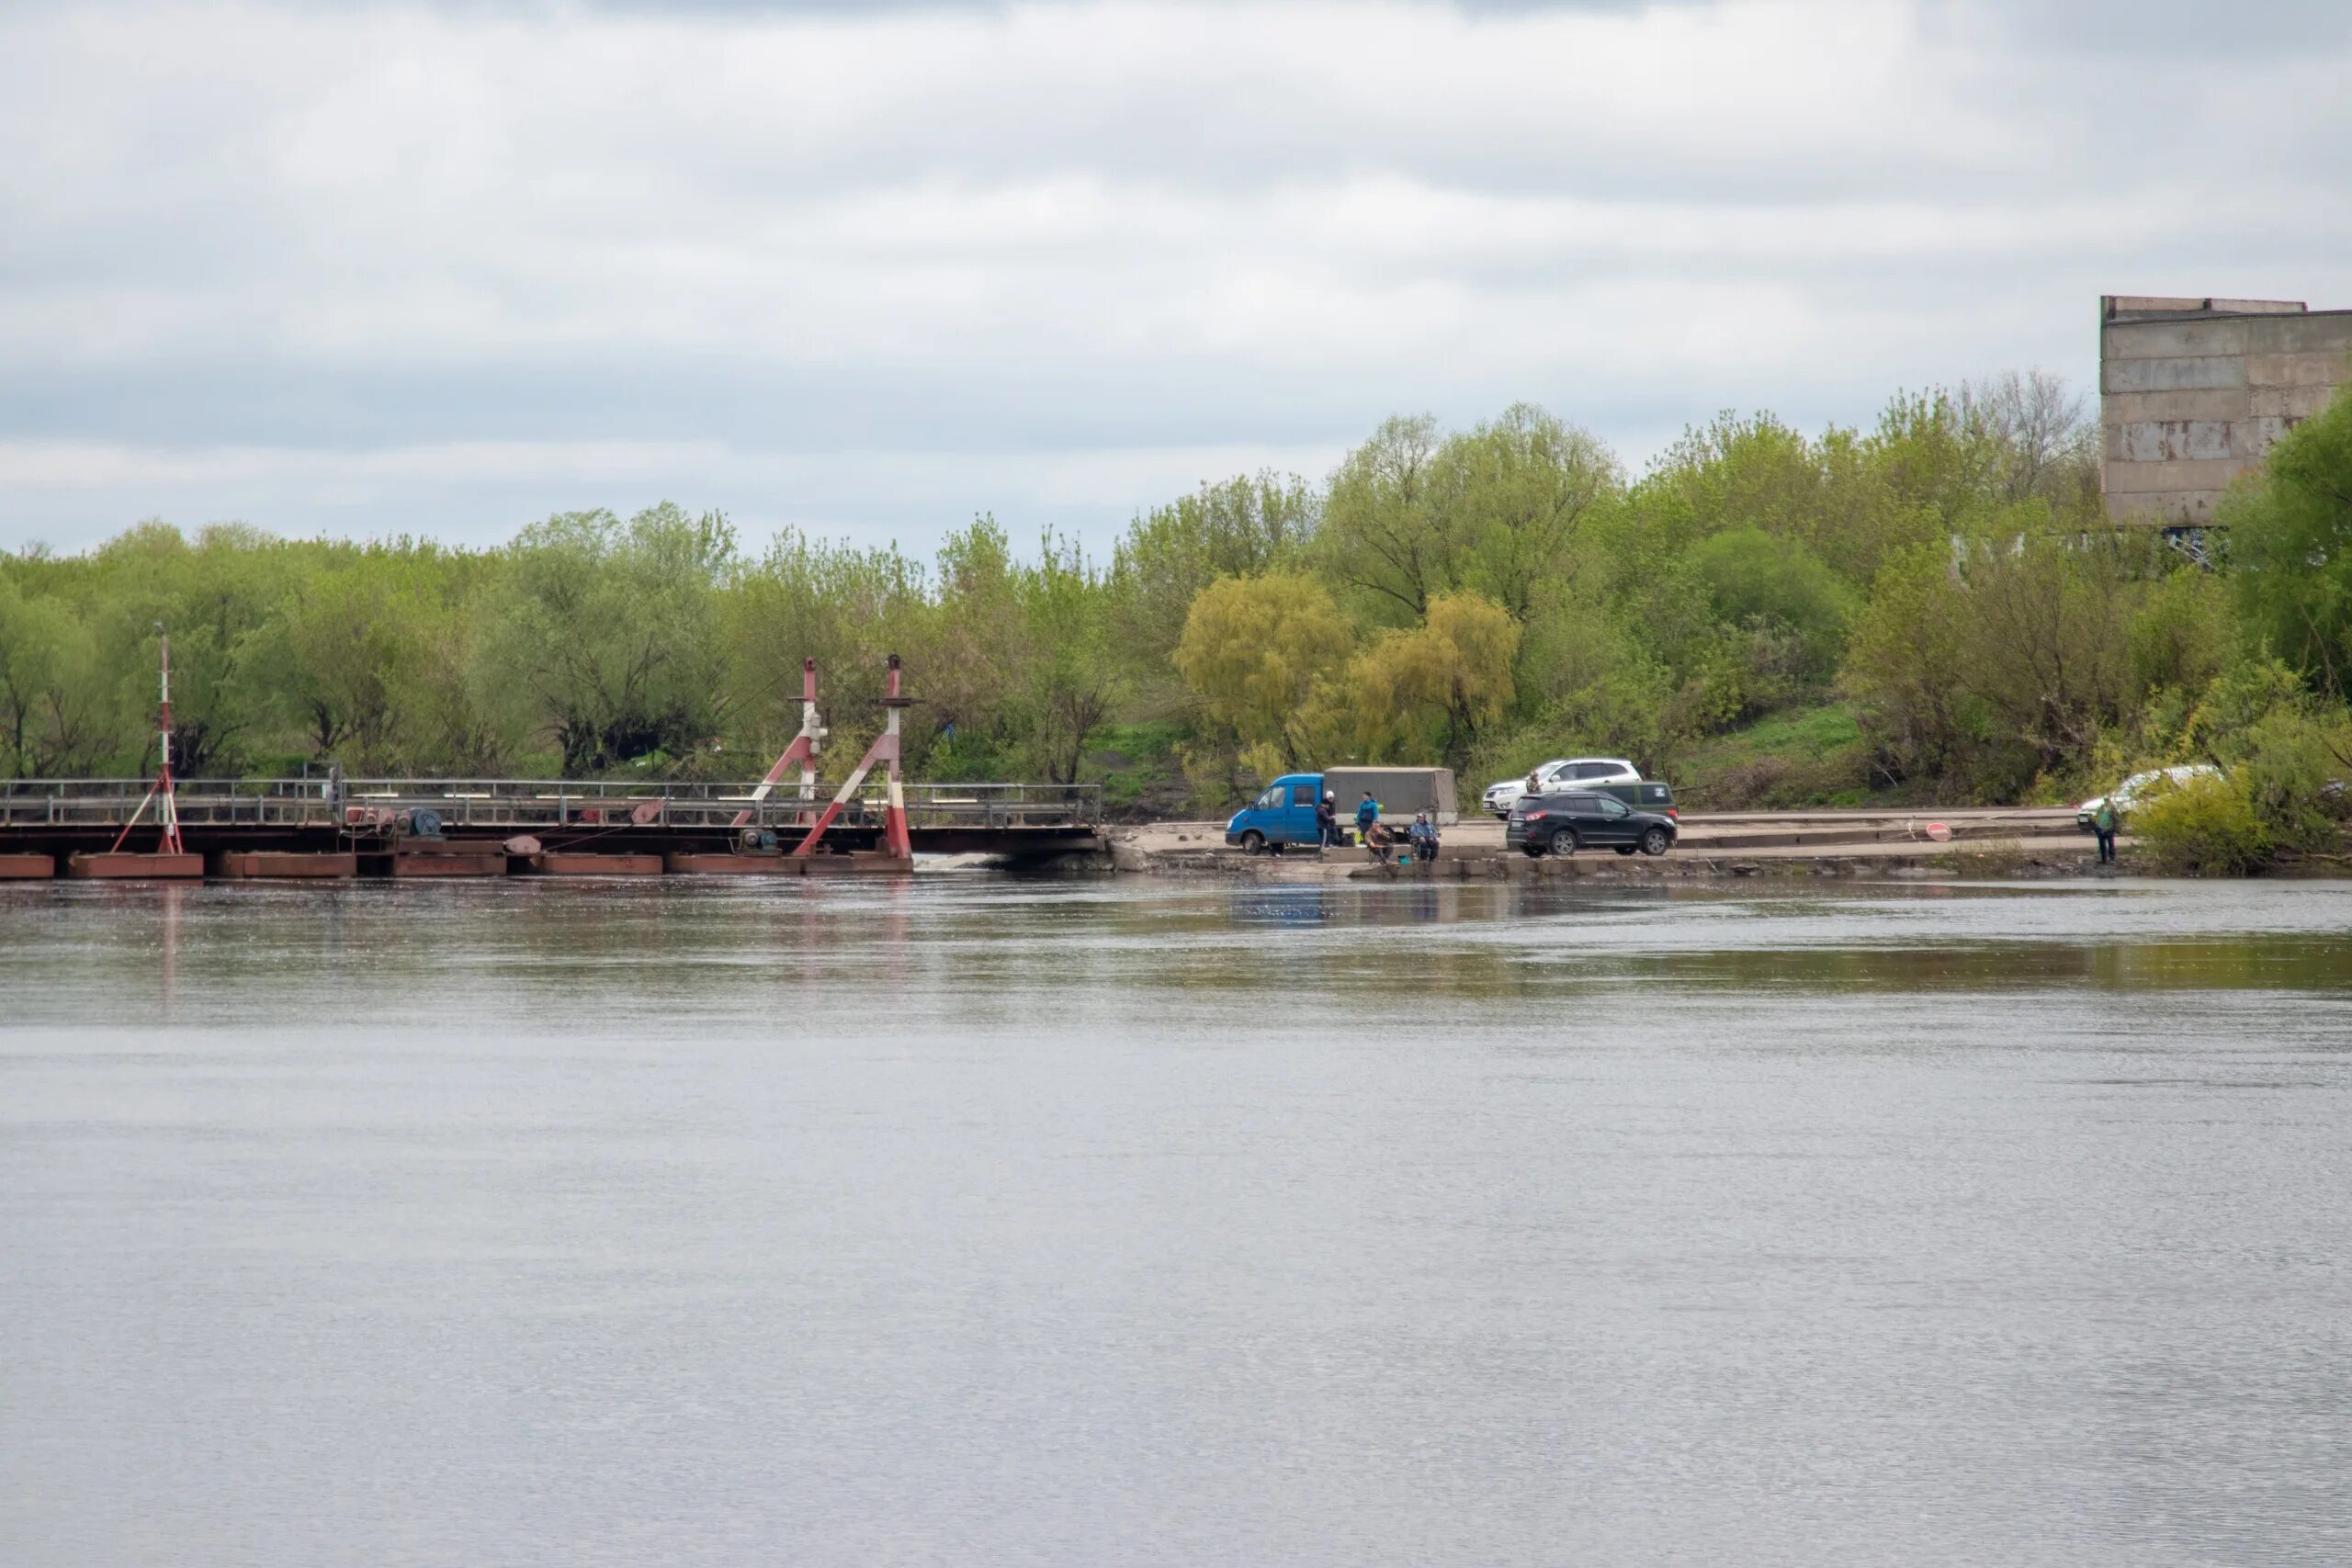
1323 767 1457 827
1222 766 1459 853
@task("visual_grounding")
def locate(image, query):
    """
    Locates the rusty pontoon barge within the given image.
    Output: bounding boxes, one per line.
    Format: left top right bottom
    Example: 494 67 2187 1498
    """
0 651 1102 879
0 776 1102 878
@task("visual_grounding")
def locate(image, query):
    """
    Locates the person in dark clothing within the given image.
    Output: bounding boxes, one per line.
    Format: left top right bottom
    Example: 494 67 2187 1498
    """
1315 793 1339 856
1408 812 1439 863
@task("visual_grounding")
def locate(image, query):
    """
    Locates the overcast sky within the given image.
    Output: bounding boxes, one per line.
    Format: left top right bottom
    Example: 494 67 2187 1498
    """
4 0 2348 558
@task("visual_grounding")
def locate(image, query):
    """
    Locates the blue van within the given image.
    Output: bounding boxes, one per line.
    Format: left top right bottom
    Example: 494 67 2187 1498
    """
1224 773 1327 853
1224 767 1457 853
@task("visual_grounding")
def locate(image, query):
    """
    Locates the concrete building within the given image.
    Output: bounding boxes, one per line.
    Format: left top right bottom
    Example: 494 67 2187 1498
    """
2099 295 2352 525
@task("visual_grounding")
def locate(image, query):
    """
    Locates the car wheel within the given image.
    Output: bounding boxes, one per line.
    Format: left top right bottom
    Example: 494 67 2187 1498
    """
1546 829 1577 858
1640 827 1670 856
1239 830 1265 855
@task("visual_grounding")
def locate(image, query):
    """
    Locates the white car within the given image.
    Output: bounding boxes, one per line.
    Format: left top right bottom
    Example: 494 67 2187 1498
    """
2075 763 2222 830
1483 757 1642 818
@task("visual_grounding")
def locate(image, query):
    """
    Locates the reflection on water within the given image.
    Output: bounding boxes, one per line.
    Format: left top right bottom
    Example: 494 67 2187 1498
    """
3 874 2351 1565
9 876 2352 1026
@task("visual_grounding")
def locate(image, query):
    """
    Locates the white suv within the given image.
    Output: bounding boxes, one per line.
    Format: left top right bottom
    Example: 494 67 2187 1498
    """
1483 757 1641 818
2075 764 2222 831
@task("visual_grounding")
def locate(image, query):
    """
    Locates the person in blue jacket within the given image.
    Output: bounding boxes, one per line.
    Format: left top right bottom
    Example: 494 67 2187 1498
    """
1354 793 1379 842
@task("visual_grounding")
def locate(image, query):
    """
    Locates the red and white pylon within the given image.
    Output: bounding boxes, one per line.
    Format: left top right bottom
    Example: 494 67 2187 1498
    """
792 652 913 860
733 658 825 828
108 623 185 856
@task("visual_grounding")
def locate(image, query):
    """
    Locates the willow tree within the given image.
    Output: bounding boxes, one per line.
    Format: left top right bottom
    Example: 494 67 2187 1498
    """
1347 592 1520 766
1110 470 1317 694
1172 573 1353 773
491 503 736 774
0 575 123 776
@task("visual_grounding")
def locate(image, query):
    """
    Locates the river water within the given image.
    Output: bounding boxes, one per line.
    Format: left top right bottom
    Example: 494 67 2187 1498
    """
3 874 2349 1566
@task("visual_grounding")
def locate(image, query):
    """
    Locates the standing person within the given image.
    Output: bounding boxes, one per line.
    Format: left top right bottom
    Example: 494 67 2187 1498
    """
2093 795 2119 864
1315 792 1338 857
1354 792 1380 844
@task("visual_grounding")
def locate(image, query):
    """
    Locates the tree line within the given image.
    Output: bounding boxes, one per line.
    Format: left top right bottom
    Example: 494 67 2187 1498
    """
5 369 2350 861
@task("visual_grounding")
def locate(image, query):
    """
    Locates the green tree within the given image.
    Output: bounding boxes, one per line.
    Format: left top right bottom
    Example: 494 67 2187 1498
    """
1021 533 1122 784
923 515 1028 772
1843 521 2156 797
492 503 736 774
253 557 420 761
1430 403 1619 623
1317 414 1446 620
0 577 125 776
2226 381 2352 696
2125 561 2238 708
1864 389 2003 532
1686 526 1854 682
725 528 929 773
1961 525 2143 774
85 522 291 775
1110 470 1317 688
1347 592 1521 766
1609 411 1936 592
1842 542 1981 791
1171 574 1354 769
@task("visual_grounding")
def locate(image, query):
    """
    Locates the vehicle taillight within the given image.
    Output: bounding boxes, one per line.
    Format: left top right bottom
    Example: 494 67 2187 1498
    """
1524 810 1547 820
1668 808 1679 820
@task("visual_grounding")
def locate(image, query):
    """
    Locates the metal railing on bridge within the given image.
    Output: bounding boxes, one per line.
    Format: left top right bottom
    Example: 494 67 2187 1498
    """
0 777 1102 834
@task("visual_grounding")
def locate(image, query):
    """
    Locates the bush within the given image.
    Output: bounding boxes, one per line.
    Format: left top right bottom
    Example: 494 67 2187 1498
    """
1685 525 1853 680
2230 708 2352 855
921 731 1023 782
2130 774 2269 875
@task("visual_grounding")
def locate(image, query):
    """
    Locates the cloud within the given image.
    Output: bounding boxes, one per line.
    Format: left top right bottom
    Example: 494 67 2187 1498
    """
2 0 2349 555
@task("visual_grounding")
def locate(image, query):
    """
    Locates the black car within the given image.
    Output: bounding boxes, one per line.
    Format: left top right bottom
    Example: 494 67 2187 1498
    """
1505 790 1678 857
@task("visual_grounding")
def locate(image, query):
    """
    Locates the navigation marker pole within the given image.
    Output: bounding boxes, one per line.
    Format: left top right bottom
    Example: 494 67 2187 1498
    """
732 659 827 828
791 653 914 860
108 623 185 857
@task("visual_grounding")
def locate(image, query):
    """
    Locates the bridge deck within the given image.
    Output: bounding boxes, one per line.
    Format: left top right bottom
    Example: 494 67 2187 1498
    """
0 777 1104 862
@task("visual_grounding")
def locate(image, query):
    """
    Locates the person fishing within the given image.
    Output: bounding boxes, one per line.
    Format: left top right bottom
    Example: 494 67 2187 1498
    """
2093 795 2119 864
1408 811 1439 864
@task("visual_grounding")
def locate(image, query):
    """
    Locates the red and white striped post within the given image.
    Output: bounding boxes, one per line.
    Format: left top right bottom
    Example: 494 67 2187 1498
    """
791 653 913 860
732 658 825 828
876 654 911 859
109 624 185 856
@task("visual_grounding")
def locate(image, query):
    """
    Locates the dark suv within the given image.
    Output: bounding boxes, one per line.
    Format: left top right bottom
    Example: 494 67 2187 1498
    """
1596 780 1676 818
1505 790 1678 857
